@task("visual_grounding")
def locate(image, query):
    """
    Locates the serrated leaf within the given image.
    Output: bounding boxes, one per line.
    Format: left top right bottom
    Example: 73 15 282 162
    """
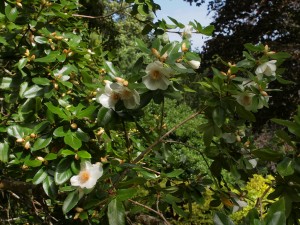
63 190 79 214
108 199 125 225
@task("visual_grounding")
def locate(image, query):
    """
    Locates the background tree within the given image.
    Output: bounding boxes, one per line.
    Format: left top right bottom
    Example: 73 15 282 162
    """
185 0 300 130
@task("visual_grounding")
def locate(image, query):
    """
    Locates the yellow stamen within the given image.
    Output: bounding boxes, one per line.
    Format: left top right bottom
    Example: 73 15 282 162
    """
151 70 161 80
79 171 90 183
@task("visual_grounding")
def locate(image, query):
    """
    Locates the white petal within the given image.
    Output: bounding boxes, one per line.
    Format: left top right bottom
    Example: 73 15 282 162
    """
187 60 200 69
70 175 81 187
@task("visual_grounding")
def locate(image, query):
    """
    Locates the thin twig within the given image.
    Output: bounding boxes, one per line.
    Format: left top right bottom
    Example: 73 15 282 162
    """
132 106 207 164
72 6 131 19
128 199 170 225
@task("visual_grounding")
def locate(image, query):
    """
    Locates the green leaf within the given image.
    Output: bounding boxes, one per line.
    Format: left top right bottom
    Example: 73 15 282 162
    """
24 159 42 167
5 4 18 22
77 150 91 159
165 169 184 178
43 175 57 199
34 121 50 134
172 203 189 218
135 38 151 54
0 77 13 89
212 107 226 127
7 125 28 138
23 85 44 98
0 36 8 45
55 158 73 185
244 43 264 52
167 16 184 28
44 153 57 161
213 211 235 225
34 36 48 44
77 104 97 119
45 102 69 120
264 198 286 225
108 199 125 225
252 148 283 161
104 61 121 78
97 107 114 126
277 157 294 177
60 149 76 157
32 77 51 86
63 190 80 214
116 189 137 201
53 126 69 137
0 142 9 162
64 131 82 150
34 51 60 63
31 135 52 151
32 167 47 185
200 25 214 36
18 58 27 70
272 119 300 137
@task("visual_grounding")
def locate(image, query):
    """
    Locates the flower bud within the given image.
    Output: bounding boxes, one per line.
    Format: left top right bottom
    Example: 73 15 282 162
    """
30 133 37 138
36 156 45 162
75 154 79 160
75 207 84 213
181 42 188 52
260 91 268 96
236 135 241 142
71 123 78 129
159 52 168 62
151 48 160 58
229 75 236 79
187 60 201 69
244 141 250 148
24 141 31 150
16 138 25 143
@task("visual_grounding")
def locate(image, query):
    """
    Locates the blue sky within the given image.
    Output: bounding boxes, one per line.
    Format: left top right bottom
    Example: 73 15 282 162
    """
154 0 213 50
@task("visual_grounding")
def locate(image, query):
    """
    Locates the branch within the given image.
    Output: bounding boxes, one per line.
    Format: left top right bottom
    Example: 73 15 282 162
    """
72 6 131 19
0 179 35 194
128 199 170 225
132 106 207 164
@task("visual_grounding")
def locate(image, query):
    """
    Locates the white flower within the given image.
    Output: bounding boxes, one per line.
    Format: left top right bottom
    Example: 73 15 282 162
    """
142 61 171 90
95 81 120 109
182 25 193 39
233 92 255 111
255 60 277 77
95 81 140 109
187 60 200 69
70 161 103 189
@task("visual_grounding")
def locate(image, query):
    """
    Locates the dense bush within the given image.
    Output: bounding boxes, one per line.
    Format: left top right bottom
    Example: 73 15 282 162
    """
0 0 298 224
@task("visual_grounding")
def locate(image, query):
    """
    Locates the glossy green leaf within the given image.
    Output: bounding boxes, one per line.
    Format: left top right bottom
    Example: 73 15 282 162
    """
53 126 69 137
0 142 9 162
165 169 184 178
97 107 114 126
108 199 125 225
7 125 28 138
44 153 57 161
32 77 51 86
60 149 76 157
32 167 48 184
264 198 286 225
18 58 27 70
64 131 82 150
31 135 52 151
213 107 226 127
63 190 80 214
252 148 283 161
23 85 44 98
5 4 18 22
213 211 235 225
272 119 300 137
43 175 57 199
55 158 73 185
34 36 48 44
24 159 42 167
116 189 137 201
45 102 69 120
277 157 294 177
77 150 91 159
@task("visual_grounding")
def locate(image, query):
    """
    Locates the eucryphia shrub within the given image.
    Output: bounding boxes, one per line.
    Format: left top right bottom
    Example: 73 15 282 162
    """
0 0 296 224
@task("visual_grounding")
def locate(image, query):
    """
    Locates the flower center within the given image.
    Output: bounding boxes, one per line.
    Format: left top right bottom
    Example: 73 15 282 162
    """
79 171 90 183
111 92 120 101
242 95 251 105
121 89 132 99
151 70 161 80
